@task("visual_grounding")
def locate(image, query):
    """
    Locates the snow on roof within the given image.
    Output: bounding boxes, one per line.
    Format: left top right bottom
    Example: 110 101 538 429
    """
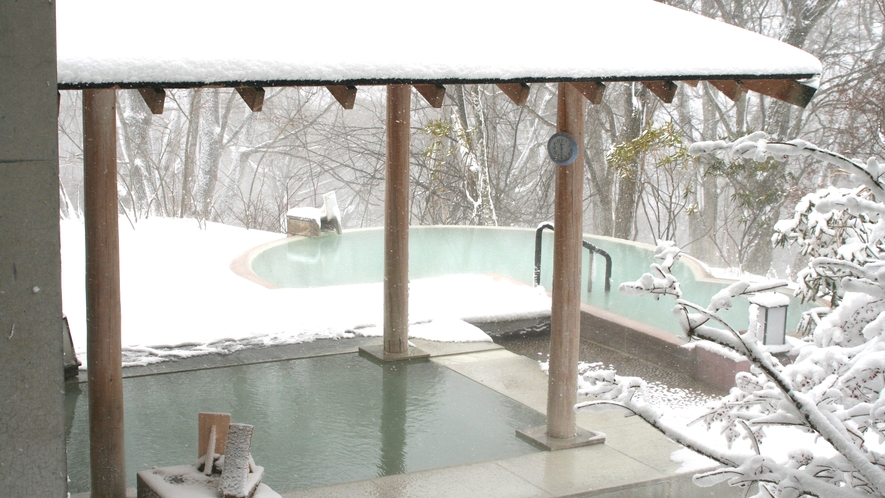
56 0 821 88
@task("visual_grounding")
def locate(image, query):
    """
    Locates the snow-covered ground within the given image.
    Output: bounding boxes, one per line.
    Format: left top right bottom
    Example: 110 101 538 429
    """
61 217 552 367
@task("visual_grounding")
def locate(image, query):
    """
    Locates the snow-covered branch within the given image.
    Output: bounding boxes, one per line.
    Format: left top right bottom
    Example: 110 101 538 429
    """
689 132 885 202
601 231 885 495
592 136 885 496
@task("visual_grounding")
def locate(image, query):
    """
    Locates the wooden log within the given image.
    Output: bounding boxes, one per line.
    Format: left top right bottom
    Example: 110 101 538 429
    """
413 84 446 108
220 424 259 498
83 87 127 497
642 80 678 103
199 412 231 458
236 86 265 112
383 84 411 354
326 85 358 109
496 83 531 106
546 82 584 440
570 81 605 105
137 87 166 114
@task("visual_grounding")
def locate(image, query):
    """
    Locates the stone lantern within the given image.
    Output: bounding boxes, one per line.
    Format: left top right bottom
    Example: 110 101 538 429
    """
749 292 790 346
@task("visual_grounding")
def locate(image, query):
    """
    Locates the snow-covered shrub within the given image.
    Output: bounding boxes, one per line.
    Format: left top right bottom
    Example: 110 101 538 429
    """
577 134 885 498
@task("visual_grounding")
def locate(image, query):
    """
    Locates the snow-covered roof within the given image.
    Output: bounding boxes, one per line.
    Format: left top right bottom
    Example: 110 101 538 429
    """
56 0 821 89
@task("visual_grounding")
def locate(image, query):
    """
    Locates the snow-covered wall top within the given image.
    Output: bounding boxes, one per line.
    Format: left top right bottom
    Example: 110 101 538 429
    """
56 0 822 88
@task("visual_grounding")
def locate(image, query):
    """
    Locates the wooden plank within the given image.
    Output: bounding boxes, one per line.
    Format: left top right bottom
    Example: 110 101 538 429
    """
235 86 265 112
570 81 605 105
742 78 816 108
680 80 699 87
83 88 126 497
642 80 678 103
220 424 259 498
137 87 166 114
496 83 531 106
708 80 745 102
326 85 358 109
383 84 411 354
547 82 584 440
413 84 446 108
198 412 231 458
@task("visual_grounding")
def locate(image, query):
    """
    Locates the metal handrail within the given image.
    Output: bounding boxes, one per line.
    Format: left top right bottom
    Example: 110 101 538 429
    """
533 222 612 292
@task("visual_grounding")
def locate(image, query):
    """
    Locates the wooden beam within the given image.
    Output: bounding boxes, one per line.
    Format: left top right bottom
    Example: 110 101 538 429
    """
497 83 531 106
384 84 411 354
642 80 678 103
235 86 264 112
570 81 605 105
83 88 126 497
680 80 699 88
413 84 446 108
326 85 358 110
742 78 817 108
708 80 745 102
137 87 166 114
547 82 584 440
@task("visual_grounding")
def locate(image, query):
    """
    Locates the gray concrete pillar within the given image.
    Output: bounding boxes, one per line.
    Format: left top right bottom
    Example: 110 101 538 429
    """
0 1 67 496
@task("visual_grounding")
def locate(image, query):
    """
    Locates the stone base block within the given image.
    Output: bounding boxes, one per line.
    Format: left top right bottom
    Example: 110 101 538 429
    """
516 425 606 451
358 344 430 364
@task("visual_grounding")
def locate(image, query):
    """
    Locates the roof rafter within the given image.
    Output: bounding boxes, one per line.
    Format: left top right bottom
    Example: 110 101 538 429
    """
137 87 166 114
708 80 745 102
742 79 816 108
326 85 358 109
413 84 446 108
496 83 530 106
570 82 605 105
642 80 678 103
60 77 819 109
235 86 264 112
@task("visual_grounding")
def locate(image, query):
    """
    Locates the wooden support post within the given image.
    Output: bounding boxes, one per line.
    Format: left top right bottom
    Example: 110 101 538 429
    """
384 84 411 354
642 80 678 103
137 87 166 114
326 85 358 109
83 88 126 497
547 82 584 440
413 84 446 108
235 86 265 112
496 83 531 106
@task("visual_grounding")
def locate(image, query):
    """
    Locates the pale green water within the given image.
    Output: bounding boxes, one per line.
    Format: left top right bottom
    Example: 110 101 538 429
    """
65 354 545 493
251 226 811 335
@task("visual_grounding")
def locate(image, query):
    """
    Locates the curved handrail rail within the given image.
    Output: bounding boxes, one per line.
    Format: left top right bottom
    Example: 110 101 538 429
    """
533 222 612 292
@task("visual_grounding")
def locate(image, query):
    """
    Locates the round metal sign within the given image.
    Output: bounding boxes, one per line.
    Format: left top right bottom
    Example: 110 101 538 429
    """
547 132 578 166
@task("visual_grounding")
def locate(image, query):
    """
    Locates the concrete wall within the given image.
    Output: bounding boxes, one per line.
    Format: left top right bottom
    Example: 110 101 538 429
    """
0 1 67 496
